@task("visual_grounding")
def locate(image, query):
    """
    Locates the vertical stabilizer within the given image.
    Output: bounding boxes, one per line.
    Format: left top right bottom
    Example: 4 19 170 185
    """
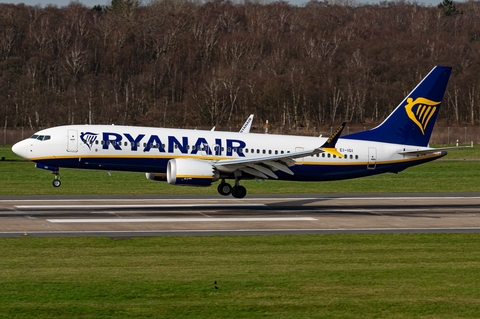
344 66 452 146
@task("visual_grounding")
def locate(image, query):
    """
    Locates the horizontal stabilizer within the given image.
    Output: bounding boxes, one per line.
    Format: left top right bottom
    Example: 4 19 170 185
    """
398 142 473 156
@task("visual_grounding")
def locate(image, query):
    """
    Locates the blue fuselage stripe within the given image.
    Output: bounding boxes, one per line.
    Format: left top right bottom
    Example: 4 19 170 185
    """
34 156 439 182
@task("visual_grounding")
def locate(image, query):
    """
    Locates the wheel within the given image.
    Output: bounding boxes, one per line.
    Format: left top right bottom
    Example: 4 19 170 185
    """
217 182 232 196
231 185 247 199
52 179 61 187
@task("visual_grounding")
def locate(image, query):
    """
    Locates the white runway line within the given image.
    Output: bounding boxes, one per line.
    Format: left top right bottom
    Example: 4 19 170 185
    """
47 217 318 223
15 204 267 210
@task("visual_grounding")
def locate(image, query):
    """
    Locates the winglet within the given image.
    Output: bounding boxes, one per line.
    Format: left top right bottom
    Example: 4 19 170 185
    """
239 114 254 133
320 122 346 158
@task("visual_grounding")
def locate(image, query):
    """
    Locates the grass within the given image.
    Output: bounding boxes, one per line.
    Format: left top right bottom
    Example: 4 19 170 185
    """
1 234 480 319
1 144 479 195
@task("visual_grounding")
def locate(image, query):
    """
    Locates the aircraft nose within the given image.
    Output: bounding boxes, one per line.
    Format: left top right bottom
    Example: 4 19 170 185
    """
12 139 29 159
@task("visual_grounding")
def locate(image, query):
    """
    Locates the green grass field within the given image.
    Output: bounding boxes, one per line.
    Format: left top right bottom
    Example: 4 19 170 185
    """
1 234 480 319
1 145 480 318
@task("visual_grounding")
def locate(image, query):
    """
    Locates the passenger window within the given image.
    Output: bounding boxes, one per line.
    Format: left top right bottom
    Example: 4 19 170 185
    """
322 153 325 157
268 150 272 154
281 151 284 154
257 149 260 154
245 149 249 153
262 150 266 154
355 155 359 159
275 150 278 155
350 155 353 159
327 154 331 158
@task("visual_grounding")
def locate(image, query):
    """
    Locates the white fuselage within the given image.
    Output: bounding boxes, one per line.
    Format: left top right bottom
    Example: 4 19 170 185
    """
12 124 443 182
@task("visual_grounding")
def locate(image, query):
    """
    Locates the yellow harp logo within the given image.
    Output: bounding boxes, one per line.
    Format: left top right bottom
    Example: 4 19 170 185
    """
405 97 440 135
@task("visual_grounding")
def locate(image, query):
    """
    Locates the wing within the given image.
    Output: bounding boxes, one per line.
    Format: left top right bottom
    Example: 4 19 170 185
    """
214 122 346 179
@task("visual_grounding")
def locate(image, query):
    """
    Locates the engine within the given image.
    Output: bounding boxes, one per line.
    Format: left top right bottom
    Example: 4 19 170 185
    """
166 158 219 187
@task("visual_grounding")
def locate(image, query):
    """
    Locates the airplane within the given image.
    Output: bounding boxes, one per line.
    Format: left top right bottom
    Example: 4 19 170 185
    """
12 66 468 198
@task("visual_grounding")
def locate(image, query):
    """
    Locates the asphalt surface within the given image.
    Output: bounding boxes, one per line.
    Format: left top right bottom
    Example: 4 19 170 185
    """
1 193 480 237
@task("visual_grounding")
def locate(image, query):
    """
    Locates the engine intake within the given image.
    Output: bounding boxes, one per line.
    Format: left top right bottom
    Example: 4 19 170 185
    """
167 158 219 186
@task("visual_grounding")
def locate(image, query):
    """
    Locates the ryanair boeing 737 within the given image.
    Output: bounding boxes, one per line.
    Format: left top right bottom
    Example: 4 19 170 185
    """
12 66 465 198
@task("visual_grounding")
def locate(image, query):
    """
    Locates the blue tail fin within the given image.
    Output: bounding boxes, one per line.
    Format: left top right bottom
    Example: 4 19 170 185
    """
344 66 452 146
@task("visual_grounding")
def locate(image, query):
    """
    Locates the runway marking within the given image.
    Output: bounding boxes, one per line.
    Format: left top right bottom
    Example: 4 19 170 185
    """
47 217 318 223
15 204 267 210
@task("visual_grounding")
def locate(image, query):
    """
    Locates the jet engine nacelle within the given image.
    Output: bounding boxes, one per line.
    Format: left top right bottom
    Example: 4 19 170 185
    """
167 158 219 187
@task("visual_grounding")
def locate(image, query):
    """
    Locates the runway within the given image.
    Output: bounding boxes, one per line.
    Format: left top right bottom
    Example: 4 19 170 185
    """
1 194 480 237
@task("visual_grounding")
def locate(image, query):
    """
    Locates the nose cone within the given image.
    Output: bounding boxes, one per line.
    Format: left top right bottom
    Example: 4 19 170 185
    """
12 139 29 159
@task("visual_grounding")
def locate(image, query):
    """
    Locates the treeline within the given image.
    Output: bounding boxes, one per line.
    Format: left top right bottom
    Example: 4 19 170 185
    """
1 0 480 132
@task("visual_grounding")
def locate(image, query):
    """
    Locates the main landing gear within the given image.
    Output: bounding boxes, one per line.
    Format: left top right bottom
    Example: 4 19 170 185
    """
217 179 247 199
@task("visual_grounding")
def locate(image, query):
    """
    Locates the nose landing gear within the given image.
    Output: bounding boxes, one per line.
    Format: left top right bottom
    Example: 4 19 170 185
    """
35 164 61 188
52 173 61 187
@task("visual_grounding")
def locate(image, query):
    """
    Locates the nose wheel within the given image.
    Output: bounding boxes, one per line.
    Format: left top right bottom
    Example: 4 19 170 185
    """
52 172 61 187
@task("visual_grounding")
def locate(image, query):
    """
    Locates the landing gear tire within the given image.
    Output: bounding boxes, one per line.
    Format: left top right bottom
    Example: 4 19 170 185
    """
217 182 232 196
52 179 61 187
231 185 247 199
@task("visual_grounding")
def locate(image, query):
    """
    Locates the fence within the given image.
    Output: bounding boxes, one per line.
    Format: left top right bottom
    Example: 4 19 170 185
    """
1 125 478 146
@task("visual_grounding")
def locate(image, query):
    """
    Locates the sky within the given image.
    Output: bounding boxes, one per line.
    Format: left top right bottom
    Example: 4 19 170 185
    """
0 0 450 7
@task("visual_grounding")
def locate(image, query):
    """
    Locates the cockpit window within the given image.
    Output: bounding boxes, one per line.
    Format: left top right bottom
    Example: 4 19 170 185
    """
30 135 51 141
